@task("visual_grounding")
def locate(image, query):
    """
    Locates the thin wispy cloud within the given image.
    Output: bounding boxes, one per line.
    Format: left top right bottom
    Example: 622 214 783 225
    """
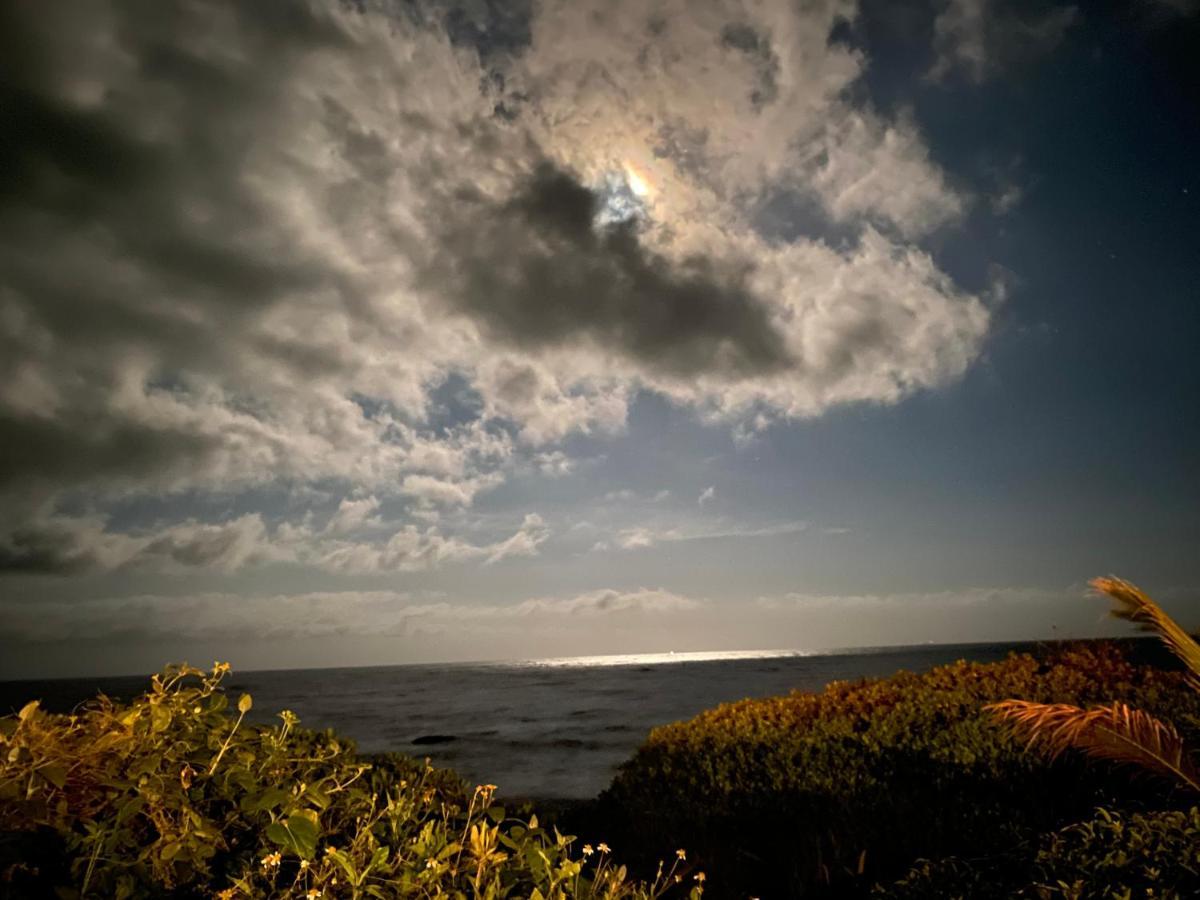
594 520 809 553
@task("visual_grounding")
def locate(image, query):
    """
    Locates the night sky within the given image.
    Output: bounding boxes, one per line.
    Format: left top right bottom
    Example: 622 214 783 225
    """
1 0 1197 677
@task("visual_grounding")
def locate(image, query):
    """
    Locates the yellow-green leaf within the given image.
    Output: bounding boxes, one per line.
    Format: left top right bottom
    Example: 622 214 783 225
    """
39 765 68 788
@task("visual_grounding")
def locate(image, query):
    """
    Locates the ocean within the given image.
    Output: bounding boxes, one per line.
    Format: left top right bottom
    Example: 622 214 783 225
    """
0 642 1049 799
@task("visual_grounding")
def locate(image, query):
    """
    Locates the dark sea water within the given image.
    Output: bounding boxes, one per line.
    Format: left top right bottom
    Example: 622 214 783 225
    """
0 642 1054 799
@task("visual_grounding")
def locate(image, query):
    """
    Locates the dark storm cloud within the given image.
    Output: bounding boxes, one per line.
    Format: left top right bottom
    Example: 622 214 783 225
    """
430 163 792 379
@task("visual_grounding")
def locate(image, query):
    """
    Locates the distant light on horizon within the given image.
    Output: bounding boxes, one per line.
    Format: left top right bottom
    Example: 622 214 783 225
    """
514 648 813 668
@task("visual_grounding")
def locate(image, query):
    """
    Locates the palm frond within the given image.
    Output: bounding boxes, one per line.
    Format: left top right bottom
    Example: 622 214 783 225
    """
1091 576 1200 683
987 699 1200 793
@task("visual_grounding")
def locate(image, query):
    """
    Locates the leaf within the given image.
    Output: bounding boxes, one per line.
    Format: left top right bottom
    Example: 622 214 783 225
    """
988 699 1200 792
39 765 68 789
238 693 253 714
329 850 358 881
243 786 291 814
18 700 39 722
117 797 145 825
1092 576 1200 684
267 811 321 859
304 782 331 810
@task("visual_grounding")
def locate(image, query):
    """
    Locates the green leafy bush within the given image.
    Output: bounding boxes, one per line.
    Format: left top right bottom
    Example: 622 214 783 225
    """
592 643 1200 898
0 663 702 899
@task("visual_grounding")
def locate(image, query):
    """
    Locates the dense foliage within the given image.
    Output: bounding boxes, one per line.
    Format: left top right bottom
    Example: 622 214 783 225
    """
0 663 701 899
591 642 1200 898
882 806 1200 899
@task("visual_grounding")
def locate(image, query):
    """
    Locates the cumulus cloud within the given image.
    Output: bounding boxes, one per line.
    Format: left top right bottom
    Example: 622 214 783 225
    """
698 486 716 505
928 0 1078 83
0 0 993 569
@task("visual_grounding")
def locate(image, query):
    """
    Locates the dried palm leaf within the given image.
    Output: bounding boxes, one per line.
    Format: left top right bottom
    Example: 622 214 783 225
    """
987 699 1200 793
1091 576 1200 684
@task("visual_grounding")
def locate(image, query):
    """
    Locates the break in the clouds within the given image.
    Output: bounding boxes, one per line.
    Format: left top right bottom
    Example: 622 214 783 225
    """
0 0 993 571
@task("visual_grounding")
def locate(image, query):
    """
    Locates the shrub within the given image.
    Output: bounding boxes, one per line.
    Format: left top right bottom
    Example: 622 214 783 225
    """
1031 805 1200 899
0 663 702 899
592 642 1200 898
879 806 1200 899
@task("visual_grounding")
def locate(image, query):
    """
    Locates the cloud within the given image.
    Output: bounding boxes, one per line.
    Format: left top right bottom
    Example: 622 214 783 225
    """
511 588 700 617
0 514 275 575
0 0 993 568
755 585 1071 611
0 586 697 644
512 0 966 238
928 0 1078 83
603 490 637 503
324 496 383 536
399 474 503 509
598 519 807 551
698 486 716 505
533 451 575 477
0 510 548 576
600 488 670 504
430 162 792 380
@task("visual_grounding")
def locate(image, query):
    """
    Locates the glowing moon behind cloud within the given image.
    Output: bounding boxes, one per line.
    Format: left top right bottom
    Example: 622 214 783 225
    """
623 162 653 199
